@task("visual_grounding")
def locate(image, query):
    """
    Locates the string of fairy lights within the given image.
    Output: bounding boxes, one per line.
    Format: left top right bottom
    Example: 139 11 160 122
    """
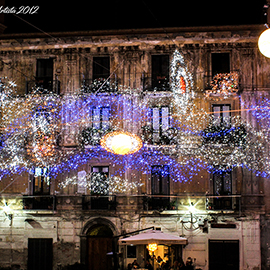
0 49 269 193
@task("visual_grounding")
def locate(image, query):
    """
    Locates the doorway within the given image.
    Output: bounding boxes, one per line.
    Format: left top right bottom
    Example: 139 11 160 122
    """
87 224 114 270
28 238 53 270
209 240 239 270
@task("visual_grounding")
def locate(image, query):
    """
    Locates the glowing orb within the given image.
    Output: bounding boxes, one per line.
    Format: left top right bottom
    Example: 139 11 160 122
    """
258 28 270 58
147 243 158 252
100 131 142 155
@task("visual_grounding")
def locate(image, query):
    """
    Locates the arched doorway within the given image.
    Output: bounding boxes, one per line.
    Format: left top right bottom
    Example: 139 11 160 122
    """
81 218 117 270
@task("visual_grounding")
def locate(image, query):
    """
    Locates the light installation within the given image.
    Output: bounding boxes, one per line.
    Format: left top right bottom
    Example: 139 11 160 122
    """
258 28 270 58
100 131 142 155
0 49 269 190
147 243 158 252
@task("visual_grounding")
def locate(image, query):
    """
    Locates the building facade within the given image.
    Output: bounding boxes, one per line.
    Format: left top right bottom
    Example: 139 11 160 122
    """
0 25 269 270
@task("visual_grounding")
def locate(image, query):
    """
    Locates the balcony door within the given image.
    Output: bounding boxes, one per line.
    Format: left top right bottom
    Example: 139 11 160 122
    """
151 165 170 210
91 166 109 209
213 171 232 210
36 58 54 90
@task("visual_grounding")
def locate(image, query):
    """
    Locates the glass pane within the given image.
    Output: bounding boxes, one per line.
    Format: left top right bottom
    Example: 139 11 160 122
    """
162 166 170 195
102 167 109 173
222 105 231 126
93 108 100 129
214 174 223 195
223 173 232 194
161 107 169 131
92 167 99 173
213 106 221 125
102 107 110 130
43 177 50 194
152 108 160 131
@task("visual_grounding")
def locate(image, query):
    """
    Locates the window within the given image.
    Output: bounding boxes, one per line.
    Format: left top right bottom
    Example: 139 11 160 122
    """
34 109 51 133
151 55 170 90
33 167 50 195
91 166 110 210
28 238 53 270
213 171 232 196
212 104 231 127
151 165 170 195
36 58 54 89
34 58 60 94
211 53 230 76
209 240 239 270
152 107 169 143
36 59 53 80
91 166 109 194
213 170 232 210
92 107 110 130
93 57 110 80
127 246 136 258
149 165 170 210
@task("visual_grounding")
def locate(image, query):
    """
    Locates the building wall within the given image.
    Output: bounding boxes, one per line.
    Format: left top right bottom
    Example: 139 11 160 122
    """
0 25 268 270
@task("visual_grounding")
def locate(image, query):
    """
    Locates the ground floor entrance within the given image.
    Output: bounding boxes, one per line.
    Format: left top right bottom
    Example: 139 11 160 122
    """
28 238 53 270
209 240 239 270
87 224 114 270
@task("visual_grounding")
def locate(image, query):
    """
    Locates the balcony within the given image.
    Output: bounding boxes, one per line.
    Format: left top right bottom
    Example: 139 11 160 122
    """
79 128 112 148
141 126 178 146
23 195 55 211
26 79 60 95
81 78 117 93
142 195 241 214
142 77 171 92
0 194 264 215
204 72 239 96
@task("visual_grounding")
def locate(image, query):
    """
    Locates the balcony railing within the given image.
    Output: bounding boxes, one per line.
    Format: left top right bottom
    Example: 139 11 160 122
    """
142 77 171 92
81 78 117 93
142 194 241 213
26 80 60 95
23 195 55 210
141 126 178 146
204 72 239 95
0 194 264 214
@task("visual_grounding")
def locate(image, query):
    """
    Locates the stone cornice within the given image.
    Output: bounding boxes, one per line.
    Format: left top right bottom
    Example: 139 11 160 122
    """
0 24 263 52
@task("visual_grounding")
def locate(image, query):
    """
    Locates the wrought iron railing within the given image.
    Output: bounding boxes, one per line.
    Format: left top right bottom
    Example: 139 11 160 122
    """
142 76 171 91
26 80 60 95
203 72 239 93
81 78 118 93
0 194 264 214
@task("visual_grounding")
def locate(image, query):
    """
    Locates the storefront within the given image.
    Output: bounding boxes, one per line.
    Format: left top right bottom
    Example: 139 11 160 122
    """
119 229 188 269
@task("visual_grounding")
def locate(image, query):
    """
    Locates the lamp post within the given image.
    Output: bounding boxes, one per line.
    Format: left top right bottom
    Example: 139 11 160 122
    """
147 243 158 269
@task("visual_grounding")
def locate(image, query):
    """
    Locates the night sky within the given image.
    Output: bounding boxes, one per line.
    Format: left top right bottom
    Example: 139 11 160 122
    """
2 0 268 34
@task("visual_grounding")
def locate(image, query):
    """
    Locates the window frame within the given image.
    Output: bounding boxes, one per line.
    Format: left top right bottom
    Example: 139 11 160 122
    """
211 52 231 77
151 54 170 91
211 104 231 127
92 106 111 130
151 106 170 142
92 56 110 80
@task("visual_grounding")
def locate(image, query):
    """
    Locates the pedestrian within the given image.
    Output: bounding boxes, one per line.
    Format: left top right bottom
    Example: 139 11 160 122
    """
170 260 179 270
185 257 193 270
178 258 186 270
132 260 140 269
145 260 154 270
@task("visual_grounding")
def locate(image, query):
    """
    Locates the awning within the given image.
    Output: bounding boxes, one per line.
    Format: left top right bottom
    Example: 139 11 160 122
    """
118 230 188 245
